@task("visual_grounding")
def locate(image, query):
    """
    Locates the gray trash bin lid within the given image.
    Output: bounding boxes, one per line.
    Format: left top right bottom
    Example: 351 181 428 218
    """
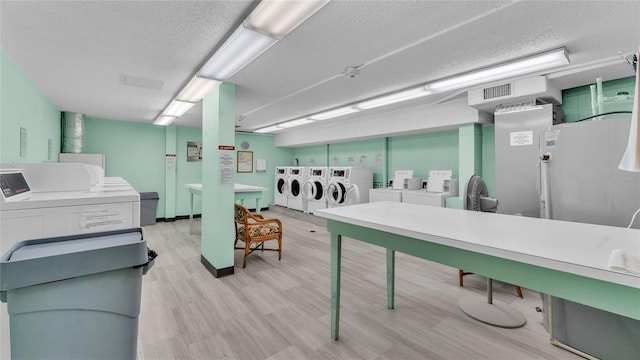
0 228 147 294
139 192 159 200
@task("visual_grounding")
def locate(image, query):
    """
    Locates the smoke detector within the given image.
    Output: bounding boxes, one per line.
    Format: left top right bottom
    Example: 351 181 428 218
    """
343 65 361 78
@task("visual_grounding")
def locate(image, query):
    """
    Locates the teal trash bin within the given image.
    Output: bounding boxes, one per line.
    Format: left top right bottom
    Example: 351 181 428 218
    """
140 192 159 226
0 228 156 360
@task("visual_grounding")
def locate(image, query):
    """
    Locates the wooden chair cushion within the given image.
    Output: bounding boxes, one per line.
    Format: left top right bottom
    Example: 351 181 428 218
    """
237 224 281 238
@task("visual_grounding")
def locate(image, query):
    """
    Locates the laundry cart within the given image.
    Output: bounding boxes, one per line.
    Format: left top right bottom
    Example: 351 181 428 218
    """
0 228 155 360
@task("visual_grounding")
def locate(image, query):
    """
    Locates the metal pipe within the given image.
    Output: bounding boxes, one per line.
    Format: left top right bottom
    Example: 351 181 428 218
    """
62 112 85 153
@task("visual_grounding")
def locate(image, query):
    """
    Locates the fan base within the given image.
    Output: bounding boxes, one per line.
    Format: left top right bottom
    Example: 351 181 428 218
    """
458 296 527 328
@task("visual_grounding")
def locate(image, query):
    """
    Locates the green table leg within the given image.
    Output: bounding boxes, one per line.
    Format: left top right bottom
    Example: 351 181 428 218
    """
255 198 261 214
387 249 395 309
331 232 342 340
189 192 194 235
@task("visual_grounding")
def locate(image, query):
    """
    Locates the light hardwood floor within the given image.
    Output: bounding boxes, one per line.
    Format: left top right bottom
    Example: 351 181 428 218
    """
138 208 581 360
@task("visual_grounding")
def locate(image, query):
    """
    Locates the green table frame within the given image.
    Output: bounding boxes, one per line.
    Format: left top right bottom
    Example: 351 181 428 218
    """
326 219 640 340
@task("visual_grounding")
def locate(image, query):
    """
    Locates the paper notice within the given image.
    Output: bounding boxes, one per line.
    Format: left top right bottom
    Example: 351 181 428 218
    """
510 131 534 146
79 205 130 232
219 151 234 184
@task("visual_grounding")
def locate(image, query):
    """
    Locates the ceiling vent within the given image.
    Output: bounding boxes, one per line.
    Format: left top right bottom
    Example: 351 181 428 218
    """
468 76 561 111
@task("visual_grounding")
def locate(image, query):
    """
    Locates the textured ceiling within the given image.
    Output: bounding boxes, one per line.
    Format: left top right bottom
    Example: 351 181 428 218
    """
1 1 639 131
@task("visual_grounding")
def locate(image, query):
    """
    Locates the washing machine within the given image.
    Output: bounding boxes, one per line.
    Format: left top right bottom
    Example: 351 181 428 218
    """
274 166 289 207
0 162 140 359
327 167 373 208
402 170 458 207
287 167 307 211
302 167 328 214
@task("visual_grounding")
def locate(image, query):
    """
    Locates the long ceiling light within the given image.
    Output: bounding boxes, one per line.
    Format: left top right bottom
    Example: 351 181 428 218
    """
309 106 360 121
163 100 196 117
277 117 315 128
244 0 330 39
198 0 329 81
254 125 282 133
197 25 278 81
429 48 569 93
176 76 221 102
159 0 329 125
154 115 176 126
355 86 432 110
278 47 570 128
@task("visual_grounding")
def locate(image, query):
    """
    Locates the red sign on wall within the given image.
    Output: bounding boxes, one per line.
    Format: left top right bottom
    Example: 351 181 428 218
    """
218 145 235 150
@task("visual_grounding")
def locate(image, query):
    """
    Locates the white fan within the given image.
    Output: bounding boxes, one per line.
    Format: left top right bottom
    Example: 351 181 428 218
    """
466 175 498 212
458 175 526 328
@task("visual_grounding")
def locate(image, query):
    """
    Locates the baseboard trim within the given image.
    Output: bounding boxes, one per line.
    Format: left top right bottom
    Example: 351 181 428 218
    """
201 255 234 278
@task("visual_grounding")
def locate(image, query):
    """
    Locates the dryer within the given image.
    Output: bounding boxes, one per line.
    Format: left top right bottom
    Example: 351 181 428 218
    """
286 167 307 211
302 167 328 214
0 162 140 359
327 167 373 208
274 166 288 207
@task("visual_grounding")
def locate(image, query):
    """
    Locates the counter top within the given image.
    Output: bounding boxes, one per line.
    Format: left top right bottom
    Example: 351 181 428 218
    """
316 201 640 289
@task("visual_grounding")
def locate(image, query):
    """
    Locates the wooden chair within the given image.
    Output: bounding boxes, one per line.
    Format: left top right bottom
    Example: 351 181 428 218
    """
459 270 523 298
234 204 282 268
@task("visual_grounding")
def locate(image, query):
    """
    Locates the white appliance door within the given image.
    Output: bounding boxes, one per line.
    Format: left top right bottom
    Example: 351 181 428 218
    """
289 178 301 198
327 182 346 205
301 180 315 201
347 184 360 204
276 178 287 195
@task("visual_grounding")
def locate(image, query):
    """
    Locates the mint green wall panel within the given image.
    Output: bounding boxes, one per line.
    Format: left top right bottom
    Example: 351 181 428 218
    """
388 130 459 182
481 125 495 196
235 133 293 208
201 83 235 270
84 118 166 217
293 145 328 166
0 48 60 163
176 126 203 216
448 124 482 209
164 126 177 219
562 76 635 122
328 139 385 186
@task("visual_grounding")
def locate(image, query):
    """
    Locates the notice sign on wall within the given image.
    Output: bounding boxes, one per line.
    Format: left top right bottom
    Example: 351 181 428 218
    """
219 145 235 184
510 131 534 146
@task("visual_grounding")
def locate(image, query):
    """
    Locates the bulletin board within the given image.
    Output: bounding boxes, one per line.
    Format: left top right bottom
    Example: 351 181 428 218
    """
237 151 253 173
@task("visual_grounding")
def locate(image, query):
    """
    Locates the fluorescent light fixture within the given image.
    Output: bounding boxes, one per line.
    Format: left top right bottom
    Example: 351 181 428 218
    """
154 115 176 126
176 76 221 102
355 86 432 110
277 118 315 128
163 99 196 117
429 48 569 93
619 51 640 172
197 25 278 81
309 106 360 121
244 0 330 39
254 125 282 133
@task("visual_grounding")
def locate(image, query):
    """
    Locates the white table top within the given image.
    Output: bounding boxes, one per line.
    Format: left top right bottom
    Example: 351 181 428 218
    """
316 201 640 289
185 183 267 193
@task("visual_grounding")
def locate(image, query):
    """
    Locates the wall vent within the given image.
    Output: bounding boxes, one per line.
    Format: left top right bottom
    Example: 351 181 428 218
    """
483 83 512 100
468 76 561 111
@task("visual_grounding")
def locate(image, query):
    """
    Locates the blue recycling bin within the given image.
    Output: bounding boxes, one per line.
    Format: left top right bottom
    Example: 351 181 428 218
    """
0 228 156 359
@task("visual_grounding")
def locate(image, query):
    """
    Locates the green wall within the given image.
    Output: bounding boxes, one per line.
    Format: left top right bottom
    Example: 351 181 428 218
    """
234 132 294 209
293 132 462 191
176 126 204 216
83 117 295 218
0 48 60 163
84 118 167 216
481 125 495 196
292 144 329 166
388 130 459 182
